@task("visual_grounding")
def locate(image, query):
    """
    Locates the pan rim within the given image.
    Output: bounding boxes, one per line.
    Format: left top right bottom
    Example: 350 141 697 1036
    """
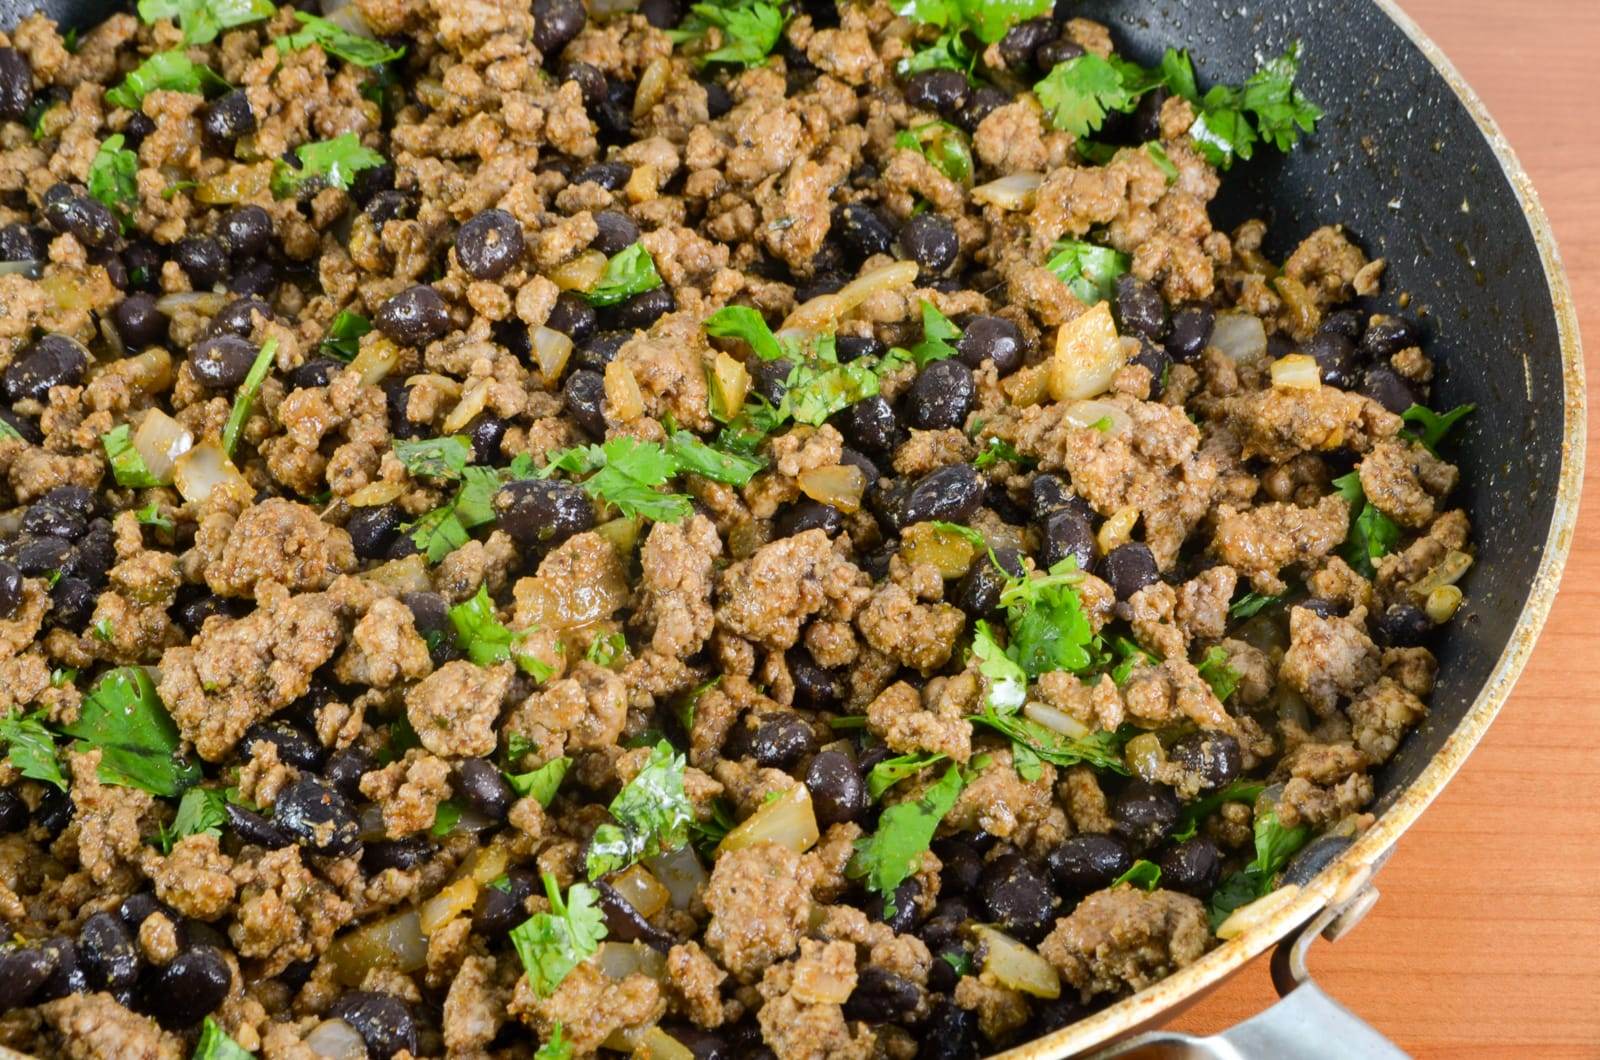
1000 1 1588 1056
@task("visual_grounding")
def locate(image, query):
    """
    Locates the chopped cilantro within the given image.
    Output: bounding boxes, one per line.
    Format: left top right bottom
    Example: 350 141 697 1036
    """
971 711 1131 773
1045 240 1129 307
688 797 737 858
894 122 972 185
848 765 964 917
395 436 473 480
275 11 405 66
1113 859 1162 891
669 0 787 68
903 299 964 368
866 752 947 800
321 309 371 361
534 1023 573 1060
1332 472 1400 580
1034 54 1140 138
504 756 570 807
510 873 608 997
940 949 973 977
192 1015 254 1060
1228 591 1281 620
62 667 199 797
1145 141 1179 182
137 0 274 45
973 437 1027 470
447 584 552 679
1208 804 1310 929
221 337 278 458
105 51 228 111
585 243 662 307
663 429 764 487
0 419 24 443
584 631 627 669
408 463 522 563
270 134 385 198
1000 560 1098 679
1400 402 1475 454
586 740 692 879
898 30 973 77
971 620 1027 714
543 437 691 523
1195 645 1240 703
1172 779 1264 843
87 135 138 230
156 786 227 854
101 423 165 488
895 0 1051 44
704 305 784 361
0 712 67 791
430 800 463 837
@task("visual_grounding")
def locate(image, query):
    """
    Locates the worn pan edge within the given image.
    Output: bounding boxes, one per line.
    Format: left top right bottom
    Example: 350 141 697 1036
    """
1000 1 1588 1056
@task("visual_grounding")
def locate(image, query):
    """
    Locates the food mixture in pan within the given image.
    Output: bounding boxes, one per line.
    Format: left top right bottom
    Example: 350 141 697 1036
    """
0 0 1480 1056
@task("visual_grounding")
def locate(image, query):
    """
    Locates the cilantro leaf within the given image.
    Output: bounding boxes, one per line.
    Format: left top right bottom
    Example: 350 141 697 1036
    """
510 873 607 997
1228 592 1281 620
1331 472 1401 579
1144 141 1179 183
586 740 692 879
544 436 692 523
0 419 24 443
894 122 972 185
897 30 972 76
971 711 1131 773
1000 563 1097 679
101 424 166 488
1208 804 1310 929
87 135 139 230
221 336 278 458
534 1023 572 1060
1034 54 1139 138
671 0 787 68
447 584 552 679
157 786 227 853
138 0 274 45
135 503 173 532
1400 403 1475 453
0 712 67 791
105 51 228 111
275 11 405 66
395 436 473 480
1113 859 1162 891
904 299 963 368
848 765 964 916
430 799 463 837
866 752 947 801
940 949 973 977
971 620 1026 714
1172 779 1265 843
1239 42 1323 153
705 305 784 362
192 1016 254 1060
895 0 1050 44
63 667 199 797
663 430 763 487
1188 87 1259 169
321 310 371 361
505 756 570 807
1044 240 1130 307
270 134 386 198
585 631 627 669
407 462 524 563
1195 645 1240 703
1108 636 1157 684
973 437 1028 471
585 243 662 307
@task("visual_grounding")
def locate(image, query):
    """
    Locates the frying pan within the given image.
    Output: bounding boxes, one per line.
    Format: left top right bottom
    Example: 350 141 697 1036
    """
0 0 1583 1056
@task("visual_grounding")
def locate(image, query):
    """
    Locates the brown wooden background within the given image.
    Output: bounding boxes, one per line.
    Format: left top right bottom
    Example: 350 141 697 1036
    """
1171 2 1600 1056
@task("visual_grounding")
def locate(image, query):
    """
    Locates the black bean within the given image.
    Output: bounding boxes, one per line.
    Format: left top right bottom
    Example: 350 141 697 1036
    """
834 334 885 363
918 897 971 952
1040 508 1095 573
273 776 362 857
46 576 95 630
0 48 31 122
1358 364 1419 415
843 967 922 1022
1305 330 1359 389
1166 304 1215 363
954 84 1009 133
16 535 70 576
473 868 537 936
838 446 881 484
750 357 793 407
456 414 503 468
864 877 920 933
0 948 54 1013
118 894 166 931
325 746 376 800
1168 731 1241 793
773 500 843 539
1036 36 1086 68
920 999 980 1060
201 89 255 148
78 912 140 995
34 937 86 1002
545 293 597 347
345 504 402 560
1046 834 1133 896
795 270 849 304
955 315 1023 374
227 261 275 300
890 463 984 529
1111 779 1181 850
1374 602 1432 647
563 368 608 438
978 852 1056 943
559 60 607 108
1031 994 1097 1038
456 208 525 280
1101 542 1159 601
1297 597 1342 620
384 380 425 439
92 247 129 291
174 236 229 289
596 882 675 952
138 944 228 1029
1115 275 1168 341
1157 837 1223 897
0 789 24 833
41 185 117 249
226 802 291 848
1029 473 1086 522
574 160 632 191
64 521 115 585
494 479 595 549
573 329 629 373
348 162 395 207
832 203 895 262
533 0 587 54
999 17 1055 68
1359 314 1420 360
0 223 46 263
1282 834 1354 887
905 359 975 430
123 239 163 292
364 835 437 872
605 285 675 330
747 713 817 769
1129 337 1172 400
595 79 634 141
952 546 1023 618
836 394 903 455
217 205 273 260
22 499 85 540
376 285 451 346
108 292 164 350
898 212 958 276
639 0 681 28
243 721 324 771
4 333 88 403
456 758 514 820
592 210 640 257
207 296 272 339
1321 308 1365 343
187 334 259 390
934 838 984 897
787 647 843 708
364 189 412 226
904 69 969 115
702 79 733 119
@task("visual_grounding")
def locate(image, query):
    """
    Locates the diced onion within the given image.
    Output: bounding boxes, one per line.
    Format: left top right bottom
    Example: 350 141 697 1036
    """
532 325 574 382
900 521 981 579
549 250 608 292
708 350 750 420
1210 312 1268 364
784 260 919 333
131 409 193 485
1215 884 1302 941
611 864 670 919
1023 701 1091 741
418 876 478 935
173 442 248 505
625 164 659 205
320 3 375 37
973 925 1060 998
458 844 509 885
118 348 175 394
1425 584 1463 623
594 515 643 553
791 950 855 1003
327 910 427 986
0 260 42 279
360 553 431 592
1062 399 1132 435
154 291 229 316
644 845 707 911
797 464 866 514
442 380 491 433
633 1027 696 1060
1409 549 1473 599
350 336 401 385
597 940 667 982
305 1018 368 1060
634 59 671 118
1123 731 1166 782
1096 504 1139 555
1270 353 1321 391
970 173 1043 210
717 783 819 856
1049 302 1124 401
348 480 404 507
604 361 645 422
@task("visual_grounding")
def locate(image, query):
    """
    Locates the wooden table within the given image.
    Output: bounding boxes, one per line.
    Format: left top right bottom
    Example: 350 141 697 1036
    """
1171 2 1600 1056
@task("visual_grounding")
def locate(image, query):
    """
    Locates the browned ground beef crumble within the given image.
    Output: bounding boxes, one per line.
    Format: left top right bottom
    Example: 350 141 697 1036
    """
0 1 1474 1057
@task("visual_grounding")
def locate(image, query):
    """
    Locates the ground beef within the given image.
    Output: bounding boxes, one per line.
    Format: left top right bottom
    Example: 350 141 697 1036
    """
504 659 628 766
715 530 870 651
757 940 874 1060
200 499 357 599
39 993 183 1060
334 596 433 690
359 749 453 838
1212 493 1350 595
1347 677 1427 764
633 514 721 658
1279 606 1380 716
945 749 1064 856
1358 438 1459 530
405 659 513 758
442 954 505 1055
667 941 731 1028
1222 386 1401 464
141 833 236 922
704 841 812 982
228 846 352 976
1039 887 1210 1000
510 962 666 1055
865 680 972 763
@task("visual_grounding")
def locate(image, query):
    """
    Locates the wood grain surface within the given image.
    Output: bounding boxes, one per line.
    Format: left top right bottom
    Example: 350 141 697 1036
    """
1169 2 1600 1056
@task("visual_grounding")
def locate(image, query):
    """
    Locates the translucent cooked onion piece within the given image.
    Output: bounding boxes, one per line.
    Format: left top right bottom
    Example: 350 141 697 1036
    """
326 910 427 986
173 441 249 505
972 925 1060 998
0 260 42 279
1062 399 1132 435
604 361 645 422
1023 701 1091 741
550 250 608 292
645 845 708 911
611 864 670 919
717 783 819 856
597 940 667 981
532 325 574 382
154 291 229 316
784 260 919 332
350 336 401 385
418 876 478 935
1049 302 1125 402
971 173 1044 210
442 380 490 433
797 464 866 514
131 409 193 484
1211 312 1268 364
900 521 981 579
1270 353 1321 390
305 1018 368 1060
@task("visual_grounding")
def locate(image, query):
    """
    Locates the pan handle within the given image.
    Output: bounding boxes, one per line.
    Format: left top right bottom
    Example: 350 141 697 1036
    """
1086 883 1409 1059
